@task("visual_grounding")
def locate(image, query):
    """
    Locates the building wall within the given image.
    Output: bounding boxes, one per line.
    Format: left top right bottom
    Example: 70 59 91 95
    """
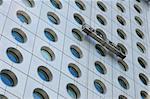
0 0 149 99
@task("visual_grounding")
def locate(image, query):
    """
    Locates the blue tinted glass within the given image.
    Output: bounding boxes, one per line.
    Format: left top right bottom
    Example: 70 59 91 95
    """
94 82 103 93
0 73 13 86
75 16 82 24
67 87 77 99
12 31 24 43
44 31 55 42
48 15 57 24
38 69 48 81
7 51 19 63
33 92 44 99
95 63 104 74
18 14 27 23
119 79 127 89
41 49 52 61
68 66 78 77
71 48 80 58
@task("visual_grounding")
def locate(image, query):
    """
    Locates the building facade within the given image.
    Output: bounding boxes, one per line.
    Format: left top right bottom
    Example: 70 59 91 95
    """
0 0 150 99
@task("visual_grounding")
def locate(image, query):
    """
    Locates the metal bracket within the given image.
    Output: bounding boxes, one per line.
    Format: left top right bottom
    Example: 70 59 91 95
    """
82 23 126 59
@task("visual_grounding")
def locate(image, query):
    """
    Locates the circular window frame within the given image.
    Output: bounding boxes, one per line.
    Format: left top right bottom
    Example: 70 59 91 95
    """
47 12 60 25
73 13 85 25
95 61 107 75
41 46 55 61
118 59 128 71
94 79 107 94
44 28 58 42
134 4 142 14
139 73 149 86
117 29 127 40
135 16 143 26
118 76 129 90
16 10 31 24
68 63 81 78
117 15 126 26
22 0 35 8
116 3 125 13
136 42 146 53
97 1 107 12
140 91 150 99
96 28 107 41
135 29 144 39
6 47 23 63
0 69 18 87
0 94 8 99
138 57 147 69
70 45 83 59
66 83 81 99
118 95 127 99
33 88 49 99
37 66 53 82
75 0 86 10
96 14 107 25
117 43 128 55
50 0 62 9
72 28 83 41
95 44 106 56
11 28 27 43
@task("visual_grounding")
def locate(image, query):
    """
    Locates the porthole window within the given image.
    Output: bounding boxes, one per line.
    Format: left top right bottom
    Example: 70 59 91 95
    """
140 91 150 99
22 0 35 8
117 29 127 40
117 43 128 55
41 46 55 61
118 59 128 71
134 4 142 14
96 14 107 25
75 0 86 10
33 88 49 99
96 28 107 40
94 79 106 94
68 63 81 78
73 13 85 25
44 28 58 42
70 45 83 59
6 47 23 63
118 76 129 90
116 3 125 13
11 28 27 43
135 29 144 39
0 0 3 5
136 42 145 53
95 61 107 74
50 0 62 9
0 69 18 87
66 83 81 99
95 44 106 56
139 73 149 86
136 0 141 3
135 16 143 26
0 94 8 99
47 12 60 25
17 10 31 24
138 57 147 69
118 95 127 99
97 1 107 12
72 28 83 41
117 15 126 26
37 66 52 82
